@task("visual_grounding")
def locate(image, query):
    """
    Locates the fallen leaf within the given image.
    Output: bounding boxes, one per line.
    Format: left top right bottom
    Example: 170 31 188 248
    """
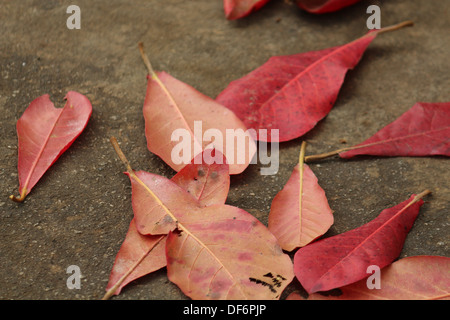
10 92 92 202
268 142 334 251
224 0 271 20
216 21 413 142
340 102 450 158
307 256 450 300
108 138 293 299
103 220 166 299
171 149 230 207
139 43 256 174
103 147 230 299
296 0 361 14
166 204 294 299
305 102 450 162
294 191 431 293
286 291 304 300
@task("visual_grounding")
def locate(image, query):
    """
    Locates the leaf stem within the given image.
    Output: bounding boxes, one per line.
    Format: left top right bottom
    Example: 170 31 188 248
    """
413 189 432 202
304 146 354 162
398 189 432 214
375 20 414 35
9 188 27 203
110 137 133 173
109 136 179 226
298 141 307 166
137 42 203 153
138 42 157 78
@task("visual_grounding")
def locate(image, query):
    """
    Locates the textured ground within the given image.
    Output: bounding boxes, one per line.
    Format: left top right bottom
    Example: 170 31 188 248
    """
0 0 448 300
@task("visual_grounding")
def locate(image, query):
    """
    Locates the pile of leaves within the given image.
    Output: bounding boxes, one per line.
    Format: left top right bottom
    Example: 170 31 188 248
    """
8 1 449 300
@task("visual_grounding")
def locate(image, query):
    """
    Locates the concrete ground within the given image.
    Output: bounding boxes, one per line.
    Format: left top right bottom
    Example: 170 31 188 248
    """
0 0 448 300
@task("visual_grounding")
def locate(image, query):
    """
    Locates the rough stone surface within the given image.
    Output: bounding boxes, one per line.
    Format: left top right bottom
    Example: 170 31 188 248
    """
0 0 448 300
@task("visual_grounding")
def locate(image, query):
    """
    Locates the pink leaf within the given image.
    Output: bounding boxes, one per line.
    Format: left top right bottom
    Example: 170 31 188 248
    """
109 139 294 300
166 204 294 300
11 92 92 202
104 220 166 298
268 142 333 251
171 150 230 207
143 71 256 174
104 149 231 299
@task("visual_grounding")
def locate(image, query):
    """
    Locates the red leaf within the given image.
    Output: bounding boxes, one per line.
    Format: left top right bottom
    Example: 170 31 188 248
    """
139 44 256 174
339 102 450 158
216 22 413 142
268 142 333 251
307 256 450 300
294 191 430 293
103 149 231 299
10 92 92 202
296 0 361 14
224 0 271 20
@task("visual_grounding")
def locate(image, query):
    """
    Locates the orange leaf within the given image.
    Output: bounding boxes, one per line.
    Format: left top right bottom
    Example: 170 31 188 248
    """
268 142 333 251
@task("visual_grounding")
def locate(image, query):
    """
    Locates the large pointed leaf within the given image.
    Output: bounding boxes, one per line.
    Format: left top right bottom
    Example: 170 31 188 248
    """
294 191 430 293
216 22 413 142
339 102 450 158
103 148 231 299
10 92 92 202
296 0 361 14
305 102 450 162
166 204 294 300
224 0 271 20
307 256 450 300
268 142 333 251
139 44 256 174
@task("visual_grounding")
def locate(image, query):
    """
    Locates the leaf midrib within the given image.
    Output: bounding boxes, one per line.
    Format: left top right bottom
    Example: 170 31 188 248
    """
258 33 375 116
150 73 203 152
130 172 248 299
20 105 65 195
313 195 421 290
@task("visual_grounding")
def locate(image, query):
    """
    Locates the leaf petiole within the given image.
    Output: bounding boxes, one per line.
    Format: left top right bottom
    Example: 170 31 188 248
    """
9 188 27 203
304 146 355 162
109 136 179 225
373 20 414 36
